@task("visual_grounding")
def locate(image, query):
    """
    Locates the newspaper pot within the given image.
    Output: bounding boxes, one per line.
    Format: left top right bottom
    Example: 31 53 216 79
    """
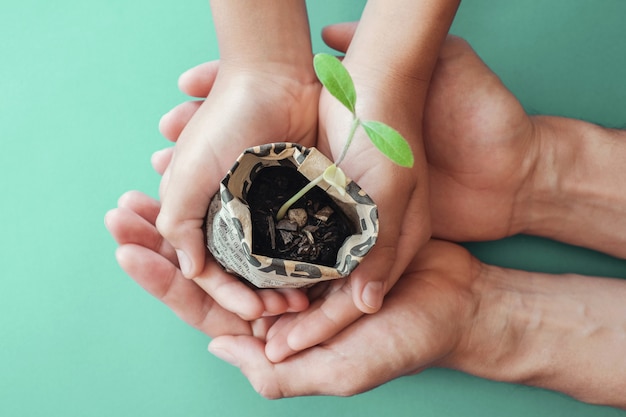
205 143 378 288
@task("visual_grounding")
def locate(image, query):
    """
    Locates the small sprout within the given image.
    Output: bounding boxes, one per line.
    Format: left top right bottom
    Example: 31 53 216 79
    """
360 120 414 168
276 53 415 220
313 52 356 114
322 164 347 196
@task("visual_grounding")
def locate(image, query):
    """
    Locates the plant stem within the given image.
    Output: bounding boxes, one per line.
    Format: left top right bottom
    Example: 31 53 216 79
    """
276 115 359 220
276 173 324 220
335 116 360 166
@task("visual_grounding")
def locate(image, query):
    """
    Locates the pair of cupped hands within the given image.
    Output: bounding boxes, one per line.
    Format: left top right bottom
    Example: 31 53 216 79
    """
107 23 538 396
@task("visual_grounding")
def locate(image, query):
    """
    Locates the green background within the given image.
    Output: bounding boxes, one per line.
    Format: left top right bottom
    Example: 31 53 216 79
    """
2 0 625 416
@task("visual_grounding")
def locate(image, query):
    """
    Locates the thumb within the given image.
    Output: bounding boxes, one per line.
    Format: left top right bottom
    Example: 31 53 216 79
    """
208 335 287 399
349 243 396 314
321 21 359 54
156 101 233 278
349 169 429 314
156 157 213 278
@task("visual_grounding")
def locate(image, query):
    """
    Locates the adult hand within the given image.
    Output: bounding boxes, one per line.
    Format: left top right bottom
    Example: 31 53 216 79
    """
105 190 294 336
106 191 252 336
211 237 626 407
105 196 479 398
106 196 626 408
425 36 626 258
422 36 539 241
209 239 478 398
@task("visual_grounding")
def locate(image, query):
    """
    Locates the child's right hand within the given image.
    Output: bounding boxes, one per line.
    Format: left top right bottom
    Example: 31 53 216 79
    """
154 61 320 320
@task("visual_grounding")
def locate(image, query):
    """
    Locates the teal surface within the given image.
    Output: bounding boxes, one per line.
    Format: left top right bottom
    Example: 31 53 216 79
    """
1 1 625 416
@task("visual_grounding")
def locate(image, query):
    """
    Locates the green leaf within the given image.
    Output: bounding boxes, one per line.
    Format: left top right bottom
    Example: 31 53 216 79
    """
361 120 414 167
313 53 356 114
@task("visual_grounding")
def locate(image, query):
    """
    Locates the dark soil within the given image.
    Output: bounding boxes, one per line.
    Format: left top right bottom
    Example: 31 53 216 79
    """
246 166 354 267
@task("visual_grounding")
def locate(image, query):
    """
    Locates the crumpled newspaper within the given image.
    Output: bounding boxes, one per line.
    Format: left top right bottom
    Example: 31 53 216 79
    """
205 143 378 288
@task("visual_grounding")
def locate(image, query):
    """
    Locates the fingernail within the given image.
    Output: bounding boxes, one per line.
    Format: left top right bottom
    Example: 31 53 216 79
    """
176 249 192 277
209 346 239 367
362 281 384 310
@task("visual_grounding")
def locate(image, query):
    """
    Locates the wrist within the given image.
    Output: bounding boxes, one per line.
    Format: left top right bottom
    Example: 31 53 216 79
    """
342 0 459 94
521 116 626 257
210 0 315 82
442 264 545 385
446 262 626 407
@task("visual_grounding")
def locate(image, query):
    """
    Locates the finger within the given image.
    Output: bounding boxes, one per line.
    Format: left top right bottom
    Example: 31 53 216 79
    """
264 280 362 363
157 182 208 279
117 190 161 225
321 22 359 54
208 335 286 398
210 328 395 398
156 100 237 279
191 259 266 321
106 192 177 264
192 265 310 320
349 182 429 313
209 335 316 399
158 165 171 201
159 100 203 142
251 316 279 340
111 191 304 319
105 206 177 266
259 289 309 317
276 288 310 313
116 243 251 337
151 147 174 175
178 61 220 98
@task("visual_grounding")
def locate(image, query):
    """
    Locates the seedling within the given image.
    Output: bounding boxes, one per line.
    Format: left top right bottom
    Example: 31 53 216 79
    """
276 53 414 220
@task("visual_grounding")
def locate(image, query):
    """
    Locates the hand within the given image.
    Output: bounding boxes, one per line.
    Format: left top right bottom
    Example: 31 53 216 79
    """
104 188 470 394
159 32 542 245
154 56 319 320
153 0 320 320
106 195 478 397
155 21 434 361
105 195 626 407
259 21 433 362
208 239 477 398
423 36 539 241
105 191 306 331
151 25 540 362
210 239 626 407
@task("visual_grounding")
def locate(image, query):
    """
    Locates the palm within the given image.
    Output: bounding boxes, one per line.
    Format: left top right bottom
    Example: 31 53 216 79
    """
107 193 477 397
317 85 428 270
172 69 320 174
424 37 537 241
210 239 477 398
